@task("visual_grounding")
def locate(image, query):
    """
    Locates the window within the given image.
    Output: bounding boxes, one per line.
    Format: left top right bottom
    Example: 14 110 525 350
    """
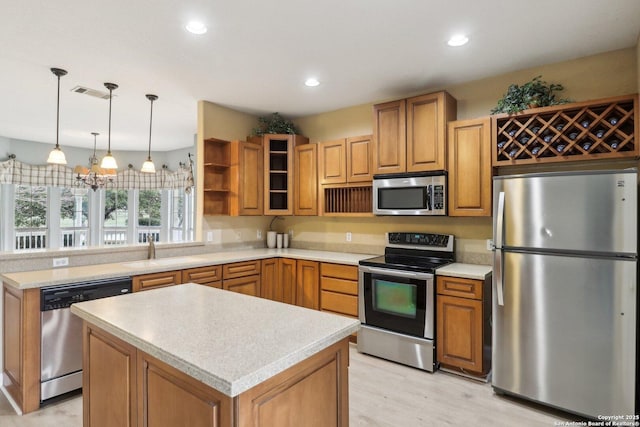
60 188 89 248
137 189 161 243
103 189 129 245
15 185 48 249
1 185 193 252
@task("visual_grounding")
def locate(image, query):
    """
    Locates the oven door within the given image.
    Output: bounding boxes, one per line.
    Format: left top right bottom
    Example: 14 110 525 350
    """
359 265 434 339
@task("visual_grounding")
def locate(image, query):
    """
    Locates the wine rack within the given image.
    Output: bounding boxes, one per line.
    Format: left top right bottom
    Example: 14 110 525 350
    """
492 94 638 166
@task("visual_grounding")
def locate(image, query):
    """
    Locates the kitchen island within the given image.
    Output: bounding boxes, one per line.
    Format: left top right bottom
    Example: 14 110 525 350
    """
70 283 359 427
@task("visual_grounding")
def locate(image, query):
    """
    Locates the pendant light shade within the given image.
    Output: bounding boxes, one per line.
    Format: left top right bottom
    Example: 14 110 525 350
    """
47 68 68 165
141 94 158 173
100 82 119 170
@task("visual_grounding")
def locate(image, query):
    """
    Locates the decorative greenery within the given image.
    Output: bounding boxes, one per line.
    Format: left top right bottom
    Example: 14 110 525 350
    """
252 112 299 136
490 75 571 115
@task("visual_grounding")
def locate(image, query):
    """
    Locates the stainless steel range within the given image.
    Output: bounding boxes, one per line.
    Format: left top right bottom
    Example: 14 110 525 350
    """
358 232 454 372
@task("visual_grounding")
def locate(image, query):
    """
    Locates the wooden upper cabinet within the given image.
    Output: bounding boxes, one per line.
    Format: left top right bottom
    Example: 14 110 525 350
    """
373 100 406 174
294 143 317 216
263 134 309 215
407 92 456 172
230 141 263 216
346 135 372 182
319 135 373 185
448 117 492 217
319 139 347 184
373 91 456 174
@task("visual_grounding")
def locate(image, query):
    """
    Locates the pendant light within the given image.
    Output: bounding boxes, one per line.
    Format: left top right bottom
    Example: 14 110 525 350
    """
141 94 158 173
47 68 68 165
100 82 119 169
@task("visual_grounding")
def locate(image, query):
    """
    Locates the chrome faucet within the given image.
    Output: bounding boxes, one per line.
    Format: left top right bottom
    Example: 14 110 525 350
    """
147 233 156 259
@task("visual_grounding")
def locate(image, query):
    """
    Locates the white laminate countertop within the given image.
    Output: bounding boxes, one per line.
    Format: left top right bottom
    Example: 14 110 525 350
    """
436 263 492 280
1 248 377 289
70 283 360 397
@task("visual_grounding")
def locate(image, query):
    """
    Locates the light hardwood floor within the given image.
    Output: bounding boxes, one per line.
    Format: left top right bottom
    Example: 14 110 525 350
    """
1 344 572 426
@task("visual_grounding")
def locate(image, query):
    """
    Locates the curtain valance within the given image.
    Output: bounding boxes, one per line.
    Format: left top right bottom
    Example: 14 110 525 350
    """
0 159 194 191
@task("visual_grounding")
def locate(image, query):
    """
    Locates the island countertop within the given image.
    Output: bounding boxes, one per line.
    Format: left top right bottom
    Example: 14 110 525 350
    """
70 283 360 397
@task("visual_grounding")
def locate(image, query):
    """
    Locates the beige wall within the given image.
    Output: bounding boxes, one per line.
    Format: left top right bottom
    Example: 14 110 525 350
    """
196 101 258 240
297 47 637 143
199 47 639 256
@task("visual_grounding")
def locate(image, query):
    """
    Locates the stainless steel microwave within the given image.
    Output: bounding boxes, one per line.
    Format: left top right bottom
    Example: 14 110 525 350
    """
372 171 447 215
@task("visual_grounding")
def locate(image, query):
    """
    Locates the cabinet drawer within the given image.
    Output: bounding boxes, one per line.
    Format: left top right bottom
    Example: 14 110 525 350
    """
437 276 482 300
320 263 358 281
182 265 222 285
223 260 261 279
320 291 358 317
133 271 181 292
320 277 358 296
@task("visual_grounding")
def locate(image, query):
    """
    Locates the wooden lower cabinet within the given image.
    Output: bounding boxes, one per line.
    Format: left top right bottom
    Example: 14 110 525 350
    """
436 275 491 376
320 263 359 342
2 284 40 414
223 275 260 297
83 323 349 427
260 258 297 305
296 260 319 310
222 261 262 297
320 263 358 317
182 265 222 289
133 270 182 292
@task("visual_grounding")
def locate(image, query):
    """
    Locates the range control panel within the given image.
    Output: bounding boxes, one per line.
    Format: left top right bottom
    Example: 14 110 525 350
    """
388 232 451 248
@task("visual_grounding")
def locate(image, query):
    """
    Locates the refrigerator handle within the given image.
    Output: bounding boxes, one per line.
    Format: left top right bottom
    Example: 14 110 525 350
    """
494 191 505 306
495 191 505 248
494 248 504 306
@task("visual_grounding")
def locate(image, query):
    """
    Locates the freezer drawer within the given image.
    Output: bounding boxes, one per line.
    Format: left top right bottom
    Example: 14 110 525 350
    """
493 170 637 254
492 251 637 418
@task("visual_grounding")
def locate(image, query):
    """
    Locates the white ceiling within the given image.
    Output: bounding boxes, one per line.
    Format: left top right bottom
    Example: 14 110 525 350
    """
0 0 639 152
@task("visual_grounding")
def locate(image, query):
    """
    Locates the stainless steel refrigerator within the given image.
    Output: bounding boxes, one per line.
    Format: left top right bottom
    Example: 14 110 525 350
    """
492 169 638 418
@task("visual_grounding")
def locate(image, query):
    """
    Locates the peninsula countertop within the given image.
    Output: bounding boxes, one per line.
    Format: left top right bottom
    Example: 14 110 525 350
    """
70 283 360 397
2 248 376 289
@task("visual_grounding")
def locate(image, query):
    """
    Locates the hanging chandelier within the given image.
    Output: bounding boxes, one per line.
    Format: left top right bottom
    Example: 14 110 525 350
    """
74 132 116 191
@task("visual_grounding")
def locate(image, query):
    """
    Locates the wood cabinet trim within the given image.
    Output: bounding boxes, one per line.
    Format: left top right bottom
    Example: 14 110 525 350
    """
437 276 483 300
133 271 181 292
222 260 261 279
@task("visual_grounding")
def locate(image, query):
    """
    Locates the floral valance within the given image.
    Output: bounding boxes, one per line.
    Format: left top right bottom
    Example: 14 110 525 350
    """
0 159 194 191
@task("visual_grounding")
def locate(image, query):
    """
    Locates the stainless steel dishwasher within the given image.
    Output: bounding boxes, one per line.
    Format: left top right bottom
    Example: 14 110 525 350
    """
40 277 132 402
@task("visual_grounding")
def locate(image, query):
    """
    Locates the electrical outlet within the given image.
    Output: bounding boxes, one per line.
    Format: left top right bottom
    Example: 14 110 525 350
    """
288 229 293 239
207 231 214 242
486 239 494 251
52 257 69 268
346 232 352 242
257 229 262 239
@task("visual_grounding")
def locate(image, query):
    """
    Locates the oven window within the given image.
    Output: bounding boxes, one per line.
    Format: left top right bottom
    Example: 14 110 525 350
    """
378 187 425 209
373 279 417 318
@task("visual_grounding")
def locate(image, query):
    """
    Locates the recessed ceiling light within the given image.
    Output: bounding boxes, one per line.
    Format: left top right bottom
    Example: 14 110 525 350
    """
305 78 320 87
186 21 207 35
447 34 469 47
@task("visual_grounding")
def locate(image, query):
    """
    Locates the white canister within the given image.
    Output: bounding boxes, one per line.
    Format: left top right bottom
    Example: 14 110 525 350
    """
283 233 289 248
276 233 283 249
267 231 277 248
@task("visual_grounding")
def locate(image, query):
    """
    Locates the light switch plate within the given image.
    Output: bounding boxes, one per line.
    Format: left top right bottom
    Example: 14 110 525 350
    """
346 232 352 242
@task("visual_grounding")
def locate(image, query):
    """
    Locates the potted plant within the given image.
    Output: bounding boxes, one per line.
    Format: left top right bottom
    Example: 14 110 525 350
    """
252 112 299 135
490 75 571 114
